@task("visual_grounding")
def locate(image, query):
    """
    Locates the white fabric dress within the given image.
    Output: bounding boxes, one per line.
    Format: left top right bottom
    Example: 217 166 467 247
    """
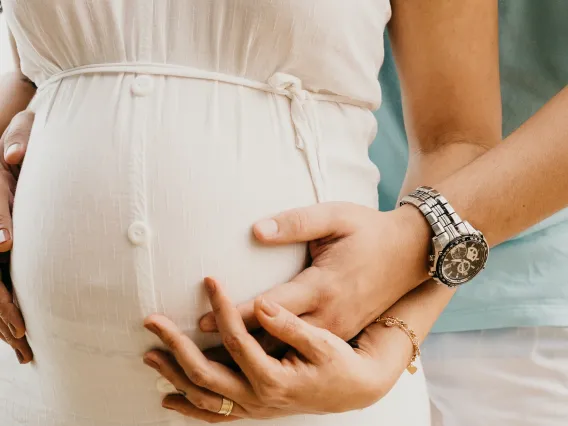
0 1 430 425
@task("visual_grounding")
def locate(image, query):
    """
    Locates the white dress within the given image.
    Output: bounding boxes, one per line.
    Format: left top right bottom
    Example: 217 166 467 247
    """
0 1 430 425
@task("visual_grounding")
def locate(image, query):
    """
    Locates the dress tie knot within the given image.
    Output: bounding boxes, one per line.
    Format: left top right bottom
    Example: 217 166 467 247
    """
268 73 307 101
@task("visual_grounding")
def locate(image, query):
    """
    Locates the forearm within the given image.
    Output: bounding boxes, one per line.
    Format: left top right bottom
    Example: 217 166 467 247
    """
433 86 568 246
400 86 568 252
385 281 454 343
380 89 568 351
361 281 454 375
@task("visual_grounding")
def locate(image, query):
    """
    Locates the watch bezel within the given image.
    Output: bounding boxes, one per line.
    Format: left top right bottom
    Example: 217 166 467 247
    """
435 234 489 287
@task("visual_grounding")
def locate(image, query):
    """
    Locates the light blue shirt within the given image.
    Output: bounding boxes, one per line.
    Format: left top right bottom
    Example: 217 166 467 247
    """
370 0 568 333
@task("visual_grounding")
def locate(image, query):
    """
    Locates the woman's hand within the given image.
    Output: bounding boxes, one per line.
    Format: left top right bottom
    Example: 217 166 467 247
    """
143 278 411 423
0 111 33 364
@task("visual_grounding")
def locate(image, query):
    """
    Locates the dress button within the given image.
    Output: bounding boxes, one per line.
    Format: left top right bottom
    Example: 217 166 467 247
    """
128 221 150 246
156 377 178 394
131 75 154 97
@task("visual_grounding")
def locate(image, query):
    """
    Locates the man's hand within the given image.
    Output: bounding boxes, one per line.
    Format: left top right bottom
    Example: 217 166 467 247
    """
0 110 33 363
200 201 432 357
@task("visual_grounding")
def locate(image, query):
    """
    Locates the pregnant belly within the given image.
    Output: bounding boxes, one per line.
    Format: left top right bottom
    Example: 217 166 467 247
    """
9 85 325 425
8 78 379 424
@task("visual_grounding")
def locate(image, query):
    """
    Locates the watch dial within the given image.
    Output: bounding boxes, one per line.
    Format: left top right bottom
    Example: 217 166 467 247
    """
440 237 488 284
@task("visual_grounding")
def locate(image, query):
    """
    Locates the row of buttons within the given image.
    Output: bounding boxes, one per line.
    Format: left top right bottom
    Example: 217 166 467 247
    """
128 74 153 246
134 75 173 397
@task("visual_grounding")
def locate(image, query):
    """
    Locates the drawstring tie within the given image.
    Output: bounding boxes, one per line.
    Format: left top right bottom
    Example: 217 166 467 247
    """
268 73 327 202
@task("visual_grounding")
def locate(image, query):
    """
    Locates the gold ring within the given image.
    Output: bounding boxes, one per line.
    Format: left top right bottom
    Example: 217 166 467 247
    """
217 397 234 416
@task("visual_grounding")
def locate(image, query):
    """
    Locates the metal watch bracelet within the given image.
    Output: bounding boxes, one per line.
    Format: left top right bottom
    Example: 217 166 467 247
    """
399 186 477 251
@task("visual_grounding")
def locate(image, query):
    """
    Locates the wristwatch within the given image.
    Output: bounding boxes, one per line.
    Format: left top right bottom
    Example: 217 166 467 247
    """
400 186 489 287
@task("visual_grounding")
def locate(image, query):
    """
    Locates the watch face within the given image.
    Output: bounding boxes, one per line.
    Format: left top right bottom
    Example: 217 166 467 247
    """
437 235 488 286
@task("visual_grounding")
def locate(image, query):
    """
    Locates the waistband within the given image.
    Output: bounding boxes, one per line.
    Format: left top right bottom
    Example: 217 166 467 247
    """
37 62 373 110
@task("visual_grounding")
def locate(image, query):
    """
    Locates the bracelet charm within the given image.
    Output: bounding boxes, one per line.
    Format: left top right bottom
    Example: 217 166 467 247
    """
376 316 421 375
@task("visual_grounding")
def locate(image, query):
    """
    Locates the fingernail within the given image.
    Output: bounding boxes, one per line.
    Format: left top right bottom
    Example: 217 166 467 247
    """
5 144 21 159
143 355 161 371
0 229 11 244
199 314 217 332
162 402 174 410
260 298 280 318
8 322 17 337
255 219 279 238
16 350 24 364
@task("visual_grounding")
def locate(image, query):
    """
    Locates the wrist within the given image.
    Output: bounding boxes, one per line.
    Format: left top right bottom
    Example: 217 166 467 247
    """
390 204 433 285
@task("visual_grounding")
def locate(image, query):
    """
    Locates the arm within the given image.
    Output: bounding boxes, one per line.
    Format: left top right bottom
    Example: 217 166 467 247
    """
348 0 502 347
340 0 502 368
369 0 568 350
429 87 568 246
390 0 568 247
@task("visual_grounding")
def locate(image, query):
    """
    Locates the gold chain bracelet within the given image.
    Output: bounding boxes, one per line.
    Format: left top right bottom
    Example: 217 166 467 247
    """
375 316 421 375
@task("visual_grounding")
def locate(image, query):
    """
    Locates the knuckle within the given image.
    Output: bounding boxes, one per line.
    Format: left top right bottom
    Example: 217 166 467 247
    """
164 334 192 357
5 111 33 141
296 268 325 312
211 304 222 315
287 209 309 235
257 385 290 407
191 396 210 411
325 313 347 336
319 330 337 354
255 375 290 407
315 280 339 307
188 367 209 388
3 333 13 346
0 306 20 327
5 127 28 146
223 332 246 356
162 334 179 351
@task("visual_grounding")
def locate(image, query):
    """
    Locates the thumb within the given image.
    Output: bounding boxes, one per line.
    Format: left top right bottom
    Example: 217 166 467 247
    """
3 110 34 165
253 202 355 244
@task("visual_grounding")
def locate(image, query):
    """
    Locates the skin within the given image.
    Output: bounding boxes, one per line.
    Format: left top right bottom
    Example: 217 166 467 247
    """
1 0 568 421
0 31 36 363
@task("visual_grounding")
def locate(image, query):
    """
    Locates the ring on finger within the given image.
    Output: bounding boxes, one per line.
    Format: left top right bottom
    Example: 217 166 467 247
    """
217 397 234 416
